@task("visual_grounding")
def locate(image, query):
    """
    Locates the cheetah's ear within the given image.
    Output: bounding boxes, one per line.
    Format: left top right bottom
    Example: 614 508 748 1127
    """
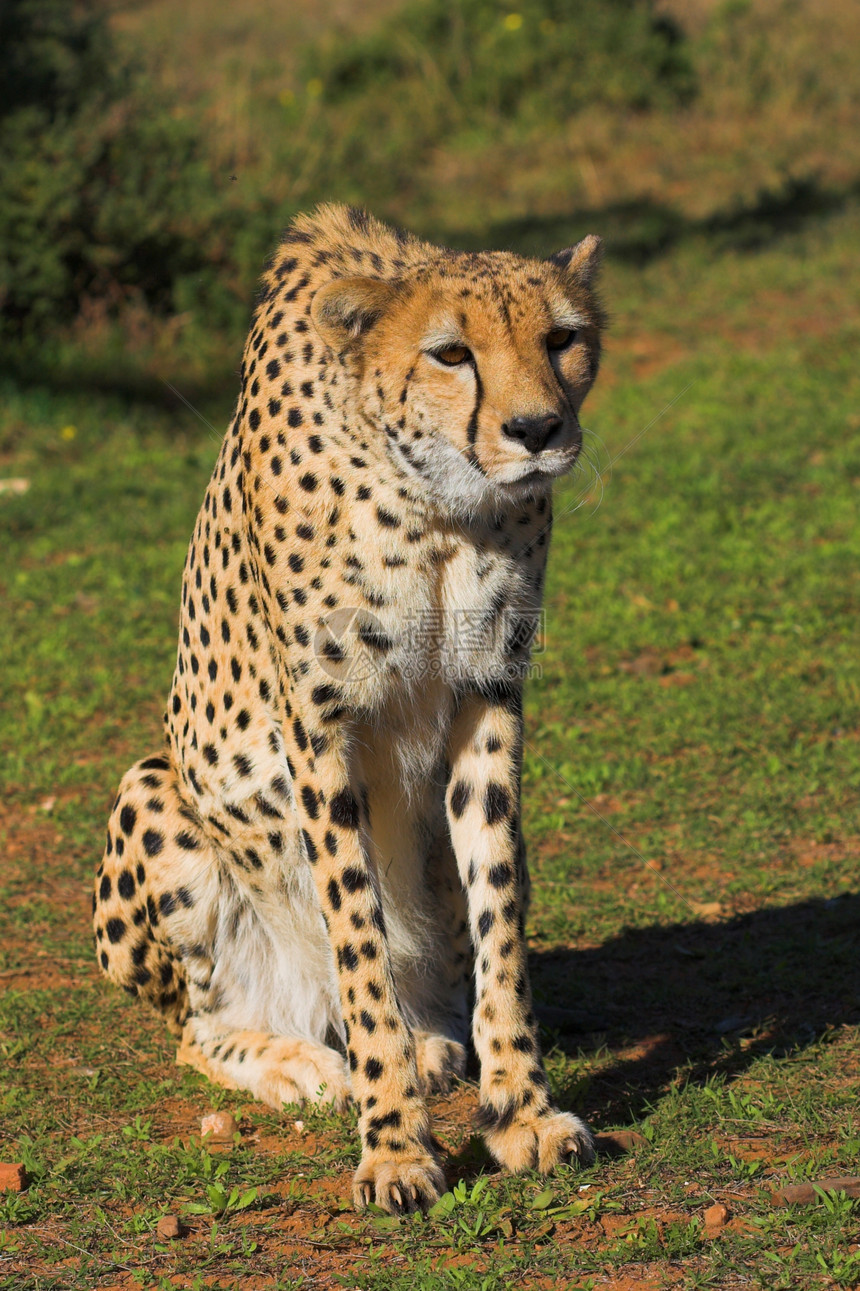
310 276 398 348
548 234 603 288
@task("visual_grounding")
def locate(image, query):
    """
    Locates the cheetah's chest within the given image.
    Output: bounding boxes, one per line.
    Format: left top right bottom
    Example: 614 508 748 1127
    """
347 527 541 697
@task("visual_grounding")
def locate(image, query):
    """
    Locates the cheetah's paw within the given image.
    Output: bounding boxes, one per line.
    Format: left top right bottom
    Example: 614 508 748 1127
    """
483 1108 595 1174
255 1039 351 1112
353 1153 446 1215
413 1031 467 1095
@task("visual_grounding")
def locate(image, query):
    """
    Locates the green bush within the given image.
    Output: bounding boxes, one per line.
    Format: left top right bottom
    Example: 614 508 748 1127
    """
0 0 249 339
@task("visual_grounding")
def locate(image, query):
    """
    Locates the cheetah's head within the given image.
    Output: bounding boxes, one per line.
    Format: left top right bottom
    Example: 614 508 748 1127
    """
310 237 604 517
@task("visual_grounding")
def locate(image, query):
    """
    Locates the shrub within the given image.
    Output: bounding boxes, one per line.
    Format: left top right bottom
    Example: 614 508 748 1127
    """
0 0 247 339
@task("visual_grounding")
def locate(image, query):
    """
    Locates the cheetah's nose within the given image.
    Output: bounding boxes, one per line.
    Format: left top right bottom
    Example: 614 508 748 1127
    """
502 414 563 454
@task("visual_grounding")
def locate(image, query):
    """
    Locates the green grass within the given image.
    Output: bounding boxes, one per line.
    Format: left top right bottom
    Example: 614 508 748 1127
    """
2 123 860 1291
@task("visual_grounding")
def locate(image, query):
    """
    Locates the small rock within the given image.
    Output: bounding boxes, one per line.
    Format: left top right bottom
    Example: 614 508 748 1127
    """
0 1163 28 1192
200 1111 239 1142
703 1202 730 1230
156 1214 184 1241
293 1119 305 1132
0 478 30 497
39 796 57 813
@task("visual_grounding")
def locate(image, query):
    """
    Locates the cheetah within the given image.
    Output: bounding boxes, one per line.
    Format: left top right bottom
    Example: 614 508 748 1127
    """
93 204 605 1214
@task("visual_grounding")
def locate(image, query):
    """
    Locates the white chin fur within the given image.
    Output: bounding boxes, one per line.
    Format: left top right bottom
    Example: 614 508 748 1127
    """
396 434 570 518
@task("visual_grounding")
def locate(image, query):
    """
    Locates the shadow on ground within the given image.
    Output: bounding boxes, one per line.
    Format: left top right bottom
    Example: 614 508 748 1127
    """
446 175 860 262
531 890 860 1127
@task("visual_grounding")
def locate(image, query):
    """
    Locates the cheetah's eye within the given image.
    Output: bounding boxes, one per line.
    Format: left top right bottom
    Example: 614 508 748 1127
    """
433 344 471 366
546 327 577 351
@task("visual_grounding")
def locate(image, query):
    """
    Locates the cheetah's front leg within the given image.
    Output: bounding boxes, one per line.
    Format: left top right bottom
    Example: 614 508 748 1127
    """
446 687 595 1175
285 714 444 1214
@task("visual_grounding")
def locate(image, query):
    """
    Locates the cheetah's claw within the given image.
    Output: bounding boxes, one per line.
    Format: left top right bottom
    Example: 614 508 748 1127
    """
353 1156 446 1215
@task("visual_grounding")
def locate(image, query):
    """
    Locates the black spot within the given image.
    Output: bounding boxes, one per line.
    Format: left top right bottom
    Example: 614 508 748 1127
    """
369 1108 401 1129
119 805 137 836
175 831 199 851
330 788 359 829
339 944 359 972
311 683 336 706
301 785 319 819
488 863 513 888
357 624 392 652
478 909 495 938
359 1010 376 1033
142 829 164 857
365 1057 384 1081
99 874 111 901
475 1100 518 1133
202 743 219 766
117 870 135 900
450 781 471 818
376 506 400 528
484 783 511 825
106 918 125 944
341 866 367 892
327 879 342 911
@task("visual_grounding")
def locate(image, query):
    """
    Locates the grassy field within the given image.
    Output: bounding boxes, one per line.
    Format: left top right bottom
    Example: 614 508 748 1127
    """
2 1 860 1288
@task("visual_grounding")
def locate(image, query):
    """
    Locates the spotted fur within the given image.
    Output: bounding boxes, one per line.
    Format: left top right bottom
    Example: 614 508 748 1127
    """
93 204 605 1214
